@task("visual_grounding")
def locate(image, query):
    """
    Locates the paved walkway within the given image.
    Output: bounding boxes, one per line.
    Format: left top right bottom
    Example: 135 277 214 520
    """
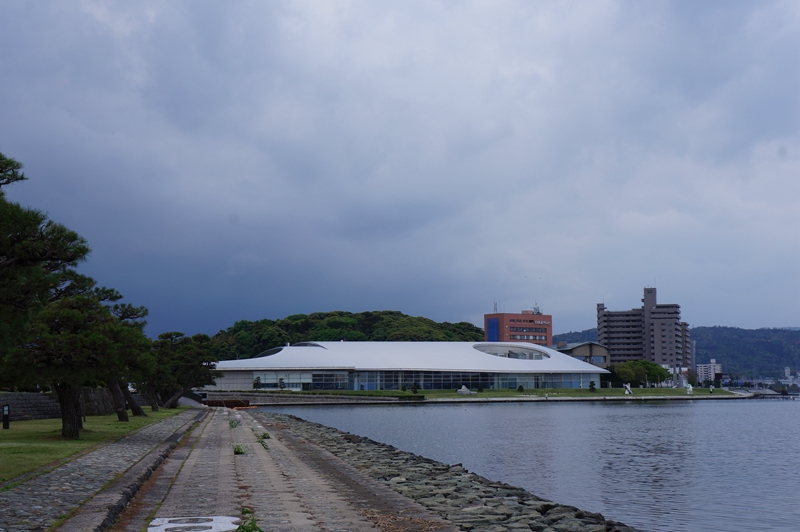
0 409 200 532
1 407 456 532
114 409 453 531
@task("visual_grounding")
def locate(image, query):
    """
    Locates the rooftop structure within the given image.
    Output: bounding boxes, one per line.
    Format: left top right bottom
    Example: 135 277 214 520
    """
553 341 609 369
209 341 606 392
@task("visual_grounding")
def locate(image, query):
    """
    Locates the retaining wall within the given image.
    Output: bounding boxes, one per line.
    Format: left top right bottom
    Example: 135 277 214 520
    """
0 388 128 421
0 392 61 421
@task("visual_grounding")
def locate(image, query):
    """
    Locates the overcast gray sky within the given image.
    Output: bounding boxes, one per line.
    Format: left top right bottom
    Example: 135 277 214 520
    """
2 1 799 336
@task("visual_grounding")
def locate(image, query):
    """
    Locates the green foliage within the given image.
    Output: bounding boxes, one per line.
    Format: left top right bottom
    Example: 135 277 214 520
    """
210 310 484 360
612 360 670 386
552 328 598 344
146 332 221 408
232 443 246 455
693 326 800 377
517 385 524 392
229 419 239 428
0 152 90 354
589 380 596 392
236 511 264 532
5 274 149 437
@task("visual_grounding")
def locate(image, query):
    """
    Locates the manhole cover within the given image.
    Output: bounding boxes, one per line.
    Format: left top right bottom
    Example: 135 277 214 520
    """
148 516 240 532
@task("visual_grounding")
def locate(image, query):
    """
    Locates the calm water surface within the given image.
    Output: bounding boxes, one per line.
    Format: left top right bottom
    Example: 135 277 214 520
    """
262 400 800 532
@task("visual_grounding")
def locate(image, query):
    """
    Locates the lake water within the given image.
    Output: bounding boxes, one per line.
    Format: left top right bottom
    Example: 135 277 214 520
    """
262 399 800 532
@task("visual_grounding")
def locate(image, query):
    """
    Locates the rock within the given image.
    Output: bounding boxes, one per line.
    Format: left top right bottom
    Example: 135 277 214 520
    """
259 412 646 532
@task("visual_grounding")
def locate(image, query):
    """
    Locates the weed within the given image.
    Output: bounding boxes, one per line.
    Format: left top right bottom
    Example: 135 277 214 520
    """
229 419 240 428
261 432 271 439
233 443 246 455
259 440 269 451
237 508 263 532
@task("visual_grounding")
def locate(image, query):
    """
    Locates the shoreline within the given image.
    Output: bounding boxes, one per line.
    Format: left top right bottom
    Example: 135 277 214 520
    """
209 390 755 407
258 411 646 531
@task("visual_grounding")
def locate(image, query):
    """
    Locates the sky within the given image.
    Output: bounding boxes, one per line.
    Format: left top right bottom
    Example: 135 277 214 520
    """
2 1 800 337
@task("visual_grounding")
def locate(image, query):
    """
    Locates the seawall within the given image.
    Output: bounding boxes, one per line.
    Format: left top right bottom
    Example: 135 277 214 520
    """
257 411 646 532
206 389 751 407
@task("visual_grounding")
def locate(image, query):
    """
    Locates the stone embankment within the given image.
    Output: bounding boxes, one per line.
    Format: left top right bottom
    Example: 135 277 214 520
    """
257 412 644 532
0 392 61 421
0 389 152 421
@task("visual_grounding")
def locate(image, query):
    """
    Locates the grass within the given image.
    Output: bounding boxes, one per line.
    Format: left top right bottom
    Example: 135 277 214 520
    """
0 408 187 485
255 431 270 451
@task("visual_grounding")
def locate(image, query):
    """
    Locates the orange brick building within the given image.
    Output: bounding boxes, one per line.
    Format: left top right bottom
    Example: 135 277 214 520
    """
484 309 553 346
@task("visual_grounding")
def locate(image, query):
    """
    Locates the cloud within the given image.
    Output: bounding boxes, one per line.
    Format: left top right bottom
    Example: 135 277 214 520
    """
1 0 800 335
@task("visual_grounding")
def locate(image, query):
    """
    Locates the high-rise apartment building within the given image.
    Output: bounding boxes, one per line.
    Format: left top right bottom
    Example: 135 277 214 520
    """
597 288 693 367
484 308 553 346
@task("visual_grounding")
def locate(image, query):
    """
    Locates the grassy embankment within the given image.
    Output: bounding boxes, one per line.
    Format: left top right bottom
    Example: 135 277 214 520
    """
0 408 187 486
247 387 734 400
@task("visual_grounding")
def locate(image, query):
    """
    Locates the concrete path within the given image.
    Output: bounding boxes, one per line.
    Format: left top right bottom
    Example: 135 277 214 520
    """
1 407 456 532
154 409 240 519
111 408 454 532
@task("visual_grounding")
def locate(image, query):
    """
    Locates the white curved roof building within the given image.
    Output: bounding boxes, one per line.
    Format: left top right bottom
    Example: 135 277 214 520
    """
210 341 607 391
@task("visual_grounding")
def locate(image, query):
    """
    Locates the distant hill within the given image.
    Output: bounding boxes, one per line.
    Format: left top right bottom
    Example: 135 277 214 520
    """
553 326 800 377
692 326 800 378
553 328 598 344
210 310 485 360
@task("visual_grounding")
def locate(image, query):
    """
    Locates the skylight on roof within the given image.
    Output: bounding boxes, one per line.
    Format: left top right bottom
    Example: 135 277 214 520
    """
473 343 550 360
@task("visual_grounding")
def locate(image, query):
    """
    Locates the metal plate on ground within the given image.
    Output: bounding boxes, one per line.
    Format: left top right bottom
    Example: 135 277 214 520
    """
147 516 240 532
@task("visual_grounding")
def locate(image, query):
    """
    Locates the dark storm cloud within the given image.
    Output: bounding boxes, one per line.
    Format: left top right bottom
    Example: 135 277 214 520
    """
1 1 800 336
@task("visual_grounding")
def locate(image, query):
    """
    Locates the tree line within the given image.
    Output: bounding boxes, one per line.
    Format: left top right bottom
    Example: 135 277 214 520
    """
0 153 219 439
208 311 485 361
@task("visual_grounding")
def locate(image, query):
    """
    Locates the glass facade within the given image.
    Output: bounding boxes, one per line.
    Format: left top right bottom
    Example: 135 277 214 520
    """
251 370 599 391
253 372 349 391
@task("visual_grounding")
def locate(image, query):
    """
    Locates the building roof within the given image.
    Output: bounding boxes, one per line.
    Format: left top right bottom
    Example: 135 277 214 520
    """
555 341 607 351
217 341 608 374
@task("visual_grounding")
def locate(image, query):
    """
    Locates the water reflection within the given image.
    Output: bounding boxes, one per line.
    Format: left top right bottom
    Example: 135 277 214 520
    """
262 400 800 532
